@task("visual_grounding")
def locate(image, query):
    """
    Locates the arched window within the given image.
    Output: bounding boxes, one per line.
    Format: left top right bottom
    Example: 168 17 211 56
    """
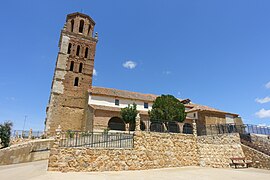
74 77 79 86
84 47 88 58
71 19 74 32
67 43 72 54
87 25 91 35
183 123 193 134
108 117 125 131
76 45 80 56
70 61 74 71
79 20 84 33
79 63 83 73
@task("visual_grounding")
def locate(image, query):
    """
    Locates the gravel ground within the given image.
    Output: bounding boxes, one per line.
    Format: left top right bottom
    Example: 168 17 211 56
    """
0 160 269 180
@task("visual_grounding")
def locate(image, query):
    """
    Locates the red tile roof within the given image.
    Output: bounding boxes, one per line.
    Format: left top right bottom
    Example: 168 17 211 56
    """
90 86 157 102
186 104 238 116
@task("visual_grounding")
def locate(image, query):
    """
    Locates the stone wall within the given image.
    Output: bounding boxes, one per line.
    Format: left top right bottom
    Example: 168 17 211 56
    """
250 134 270 154
48 131 199 172
0 139 54 166
242 144 270 170
197 133 244 168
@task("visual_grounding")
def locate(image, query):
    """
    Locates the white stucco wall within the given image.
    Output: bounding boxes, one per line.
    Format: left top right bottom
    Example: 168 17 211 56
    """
186 112 198 119
225 115 235 124
89 95 152 111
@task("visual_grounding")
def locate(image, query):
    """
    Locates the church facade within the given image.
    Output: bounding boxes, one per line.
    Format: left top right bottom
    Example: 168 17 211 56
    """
45 12 242 135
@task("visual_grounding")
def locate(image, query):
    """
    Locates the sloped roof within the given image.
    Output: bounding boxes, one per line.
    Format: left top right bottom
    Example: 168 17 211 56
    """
90 86 157 102
186 104 238 116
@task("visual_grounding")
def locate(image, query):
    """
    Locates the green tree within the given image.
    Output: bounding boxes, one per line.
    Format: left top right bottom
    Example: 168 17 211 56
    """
0 121 13 148
120 103 138 131
149 95 186 123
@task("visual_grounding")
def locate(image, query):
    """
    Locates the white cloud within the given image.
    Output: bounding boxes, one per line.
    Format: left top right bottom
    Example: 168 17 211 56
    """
93 69 97 76
123 61 137 69
255 108 270 119
255 96 270 104
6 97 15 101
266 81 270 89
163 70 171 75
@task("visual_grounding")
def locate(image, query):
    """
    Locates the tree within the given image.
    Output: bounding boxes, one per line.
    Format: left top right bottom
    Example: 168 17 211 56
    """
0 121 13 148
149 95 186 123
120 103 138 131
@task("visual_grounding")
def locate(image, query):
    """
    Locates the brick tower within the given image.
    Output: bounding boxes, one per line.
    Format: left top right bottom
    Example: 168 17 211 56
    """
45 12 98 135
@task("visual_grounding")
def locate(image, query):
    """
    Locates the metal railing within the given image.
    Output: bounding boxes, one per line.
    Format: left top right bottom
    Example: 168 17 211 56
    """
197 124 270 136
60 131 134 148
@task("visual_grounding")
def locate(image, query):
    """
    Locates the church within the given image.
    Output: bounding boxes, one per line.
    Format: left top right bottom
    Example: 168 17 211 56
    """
44 12 243 135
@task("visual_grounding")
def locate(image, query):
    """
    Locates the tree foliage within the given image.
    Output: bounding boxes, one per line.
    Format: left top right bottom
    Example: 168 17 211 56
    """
149 95 186 122
0 121 13 148
120 103 138 125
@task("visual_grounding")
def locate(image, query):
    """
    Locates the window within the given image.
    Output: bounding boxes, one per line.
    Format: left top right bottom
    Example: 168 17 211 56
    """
67 43 72 54
79 63 83 73
76 45 80 56
71 19 74 32
70 61 74 71
115 99 119 106
79 20 84 33
74 77 79 86
87 25 91 35
144 102 149 109
84 47 89 58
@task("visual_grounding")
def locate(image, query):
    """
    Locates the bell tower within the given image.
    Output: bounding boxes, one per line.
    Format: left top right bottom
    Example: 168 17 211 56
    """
45 12 98 135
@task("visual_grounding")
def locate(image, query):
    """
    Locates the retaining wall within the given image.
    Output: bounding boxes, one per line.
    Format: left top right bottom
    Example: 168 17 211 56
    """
197 134 244 168
0 139 54 165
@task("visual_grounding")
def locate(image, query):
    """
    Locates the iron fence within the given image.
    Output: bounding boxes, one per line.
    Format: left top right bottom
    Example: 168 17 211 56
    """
60 131 134 148
197 124 270 136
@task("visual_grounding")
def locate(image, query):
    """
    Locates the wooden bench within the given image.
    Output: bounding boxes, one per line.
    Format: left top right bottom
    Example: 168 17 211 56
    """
230 157 252 168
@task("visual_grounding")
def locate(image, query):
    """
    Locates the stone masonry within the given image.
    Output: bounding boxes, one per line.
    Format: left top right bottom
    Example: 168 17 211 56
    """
48 132 246 172
48 132 199 172
197 134 245 168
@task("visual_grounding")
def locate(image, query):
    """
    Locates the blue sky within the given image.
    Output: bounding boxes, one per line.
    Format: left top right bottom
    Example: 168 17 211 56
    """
0 0 270 130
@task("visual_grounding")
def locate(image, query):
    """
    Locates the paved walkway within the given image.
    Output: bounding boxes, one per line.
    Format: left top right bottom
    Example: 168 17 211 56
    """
0 160 269 180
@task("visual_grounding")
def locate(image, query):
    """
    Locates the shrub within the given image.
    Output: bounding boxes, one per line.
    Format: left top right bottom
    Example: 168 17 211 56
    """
0 121 13 148
120 103 138 130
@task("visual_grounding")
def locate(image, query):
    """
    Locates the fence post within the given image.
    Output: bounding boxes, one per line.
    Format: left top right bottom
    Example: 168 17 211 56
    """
135 113 141 131
192 119 197 137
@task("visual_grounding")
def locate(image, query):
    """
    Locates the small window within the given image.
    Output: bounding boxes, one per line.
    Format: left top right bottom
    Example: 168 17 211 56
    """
67 43 72 54
74 77 79 86
144 102 148 109
70 61 74 71
115 99 119 106
76 45 80 56
194 113 196 118
88 25 91 35
84 47 89 58
71 19 74 32
79 63 83 73
79 20 84 33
